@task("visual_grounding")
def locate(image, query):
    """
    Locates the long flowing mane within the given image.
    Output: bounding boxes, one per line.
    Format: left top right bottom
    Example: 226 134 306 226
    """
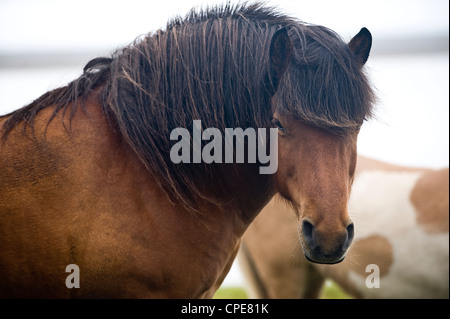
0 2 375 212
0 3 297 212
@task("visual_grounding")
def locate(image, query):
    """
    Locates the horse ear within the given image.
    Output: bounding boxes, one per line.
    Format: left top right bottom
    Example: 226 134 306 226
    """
348 27 372 66
269 28 293 92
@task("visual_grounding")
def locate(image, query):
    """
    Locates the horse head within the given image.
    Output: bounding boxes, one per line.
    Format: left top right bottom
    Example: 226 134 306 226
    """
273 27 374 264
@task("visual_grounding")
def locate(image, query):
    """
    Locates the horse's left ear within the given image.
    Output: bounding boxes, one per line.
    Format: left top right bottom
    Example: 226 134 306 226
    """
348 27 372 66
269 28 293 92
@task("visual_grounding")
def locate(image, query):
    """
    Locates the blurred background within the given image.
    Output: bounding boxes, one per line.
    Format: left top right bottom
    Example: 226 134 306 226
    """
1 0 448 292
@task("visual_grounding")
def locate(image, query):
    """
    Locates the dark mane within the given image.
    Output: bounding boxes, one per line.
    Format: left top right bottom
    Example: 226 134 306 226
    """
1 2 296 212
277 24 375 132
0 2 375 212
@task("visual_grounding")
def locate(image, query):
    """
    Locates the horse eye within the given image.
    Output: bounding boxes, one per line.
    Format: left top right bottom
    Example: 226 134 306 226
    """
272 118 288 134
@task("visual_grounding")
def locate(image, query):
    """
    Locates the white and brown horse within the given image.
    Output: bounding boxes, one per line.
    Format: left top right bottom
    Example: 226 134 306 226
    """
239 156 449 298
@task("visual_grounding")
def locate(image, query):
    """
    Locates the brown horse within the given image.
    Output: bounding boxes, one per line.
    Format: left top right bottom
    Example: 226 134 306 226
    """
239 156 449 298
0 3 374 298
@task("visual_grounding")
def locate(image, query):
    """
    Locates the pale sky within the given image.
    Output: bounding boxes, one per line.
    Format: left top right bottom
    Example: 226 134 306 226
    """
0 0 448 53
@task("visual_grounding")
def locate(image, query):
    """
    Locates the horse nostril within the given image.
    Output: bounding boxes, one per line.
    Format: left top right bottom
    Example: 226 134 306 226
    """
342 222 354 251
302 219 315 248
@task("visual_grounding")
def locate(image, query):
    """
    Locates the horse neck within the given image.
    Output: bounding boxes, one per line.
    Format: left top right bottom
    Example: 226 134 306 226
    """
217 163 276 226
93 92 274 235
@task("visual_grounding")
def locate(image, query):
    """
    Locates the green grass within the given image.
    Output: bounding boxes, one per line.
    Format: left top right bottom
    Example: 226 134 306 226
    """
214 280 352 299
213 287 249 299
320 279 353 299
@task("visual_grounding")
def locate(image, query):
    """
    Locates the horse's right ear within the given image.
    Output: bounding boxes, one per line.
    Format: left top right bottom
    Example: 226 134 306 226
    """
269 28 293 92
349 27 372 66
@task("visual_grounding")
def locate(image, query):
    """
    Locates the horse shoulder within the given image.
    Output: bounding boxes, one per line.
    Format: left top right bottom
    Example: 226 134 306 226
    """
1 99 246 297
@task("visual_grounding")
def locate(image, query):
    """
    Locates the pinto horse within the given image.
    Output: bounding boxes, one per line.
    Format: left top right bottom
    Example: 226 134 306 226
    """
0 3 374 298
239 156 449 298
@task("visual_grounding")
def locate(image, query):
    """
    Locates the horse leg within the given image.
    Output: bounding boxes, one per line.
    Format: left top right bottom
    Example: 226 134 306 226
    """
299 263 325 299
202 239 241 298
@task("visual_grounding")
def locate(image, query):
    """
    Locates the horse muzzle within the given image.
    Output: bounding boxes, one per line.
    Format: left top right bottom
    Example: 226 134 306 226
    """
299 218 354 264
